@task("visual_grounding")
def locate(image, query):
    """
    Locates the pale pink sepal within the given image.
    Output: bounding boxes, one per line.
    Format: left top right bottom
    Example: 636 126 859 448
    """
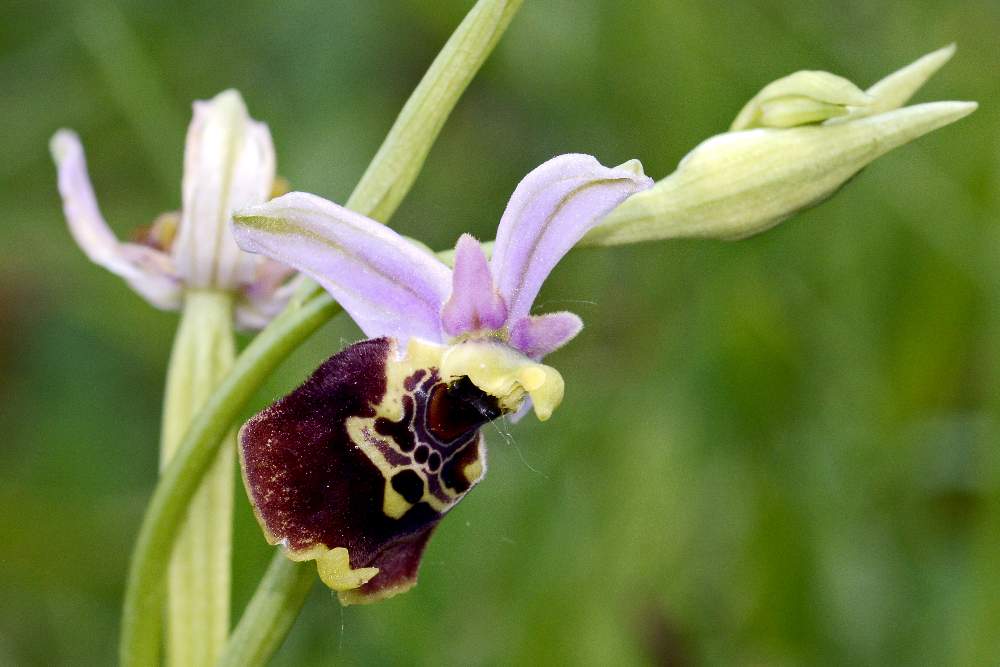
233 192 452 345
50 129 181 309
491 154 652 324
174 90 276 291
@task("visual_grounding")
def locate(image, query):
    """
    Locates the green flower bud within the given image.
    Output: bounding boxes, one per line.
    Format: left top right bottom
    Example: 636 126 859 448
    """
856 43 956 117
731 71 871 130
584 46 975 245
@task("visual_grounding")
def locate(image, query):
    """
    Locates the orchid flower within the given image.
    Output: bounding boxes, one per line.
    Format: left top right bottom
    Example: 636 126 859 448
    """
231 154 652 603
51 89 296 330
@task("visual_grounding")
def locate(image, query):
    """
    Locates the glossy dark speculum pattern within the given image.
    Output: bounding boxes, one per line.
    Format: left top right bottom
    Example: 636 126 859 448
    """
240 337 502 601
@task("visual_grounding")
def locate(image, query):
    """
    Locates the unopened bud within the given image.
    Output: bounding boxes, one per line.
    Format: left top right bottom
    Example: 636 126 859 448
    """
583 46 975 245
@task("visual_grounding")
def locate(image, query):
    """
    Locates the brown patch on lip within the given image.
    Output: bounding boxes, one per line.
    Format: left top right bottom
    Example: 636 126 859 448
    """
427 376 502 442
239 336 505 601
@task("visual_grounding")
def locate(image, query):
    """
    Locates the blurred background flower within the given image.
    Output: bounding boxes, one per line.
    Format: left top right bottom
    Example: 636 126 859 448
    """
1 1 998 665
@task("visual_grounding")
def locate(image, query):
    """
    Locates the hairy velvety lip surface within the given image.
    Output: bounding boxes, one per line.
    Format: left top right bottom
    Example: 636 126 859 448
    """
240 337 501 601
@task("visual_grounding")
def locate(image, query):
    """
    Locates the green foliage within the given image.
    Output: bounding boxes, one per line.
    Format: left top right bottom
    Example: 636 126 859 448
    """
2 0 998 664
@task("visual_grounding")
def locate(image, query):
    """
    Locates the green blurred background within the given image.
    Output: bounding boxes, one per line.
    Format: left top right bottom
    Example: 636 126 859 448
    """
2 0 999 664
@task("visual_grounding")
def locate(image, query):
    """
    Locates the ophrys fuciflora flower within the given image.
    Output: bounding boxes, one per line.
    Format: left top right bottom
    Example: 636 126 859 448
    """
232 154 652 603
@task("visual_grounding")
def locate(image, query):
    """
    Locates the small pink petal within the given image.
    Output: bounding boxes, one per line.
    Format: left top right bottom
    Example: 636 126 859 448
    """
440 234 508 337
235 272 305 331
508 311 583 359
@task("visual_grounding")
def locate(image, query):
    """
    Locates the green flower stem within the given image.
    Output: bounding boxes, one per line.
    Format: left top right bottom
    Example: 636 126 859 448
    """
215 556 314 667
345 0 524 224
121 292 340 667
160 290 236 667
292 0 523 308
119 2 524 665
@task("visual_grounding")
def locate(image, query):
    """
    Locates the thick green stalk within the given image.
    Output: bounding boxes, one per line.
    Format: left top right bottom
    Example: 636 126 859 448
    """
121 293 340 667
346 0 524 223
293 0 523 307
160 290 236 667
215 556 314 667
119 2 524 664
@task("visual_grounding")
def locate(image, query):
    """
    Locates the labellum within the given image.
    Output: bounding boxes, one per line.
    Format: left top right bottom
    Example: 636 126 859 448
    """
241 338 505 603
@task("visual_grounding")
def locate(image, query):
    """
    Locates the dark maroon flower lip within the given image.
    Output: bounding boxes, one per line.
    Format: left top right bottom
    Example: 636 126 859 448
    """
239 337 499 603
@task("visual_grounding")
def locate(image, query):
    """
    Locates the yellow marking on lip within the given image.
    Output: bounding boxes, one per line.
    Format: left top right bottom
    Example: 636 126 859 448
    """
463 458 484 484
439 340 565 421
338 575 417 606
316 547 379 591
345 338 469 516
375 338 447 421
347 417 458 514
382 476 415 519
